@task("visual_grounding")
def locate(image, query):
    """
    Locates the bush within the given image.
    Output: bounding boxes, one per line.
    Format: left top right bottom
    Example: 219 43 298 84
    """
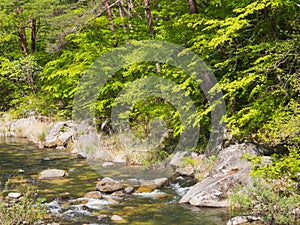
231 179 300 224
0 181 47 225
231 147 300 224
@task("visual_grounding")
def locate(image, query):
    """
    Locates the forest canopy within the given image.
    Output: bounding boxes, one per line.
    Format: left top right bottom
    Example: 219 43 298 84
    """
0 0 299 152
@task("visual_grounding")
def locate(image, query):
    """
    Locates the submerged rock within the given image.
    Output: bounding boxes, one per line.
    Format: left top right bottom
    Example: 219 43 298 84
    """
39 169 68 179
102 162 115 167
136 178 168 193
111 214 126 222
98 214 110 221
84 191 102 199
96 177 123 193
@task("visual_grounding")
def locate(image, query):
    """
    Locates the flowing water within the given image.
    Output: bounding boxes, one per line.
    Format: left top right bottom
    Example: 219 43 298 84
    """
0 137 232 225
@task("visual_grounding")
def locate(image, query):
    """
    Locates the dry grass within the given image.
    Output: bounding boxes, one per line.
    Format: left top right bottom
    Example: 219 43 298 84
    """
0 116 50 146
100 133 157 165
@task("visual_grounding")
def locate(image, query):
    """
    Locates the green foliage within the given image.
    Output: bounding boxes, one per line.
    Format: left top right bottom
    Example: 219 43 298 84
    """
0 0 299 153
233 148 300 224
249 147 300 189
0 181 47 225
230 179 300 224
0 1 299 221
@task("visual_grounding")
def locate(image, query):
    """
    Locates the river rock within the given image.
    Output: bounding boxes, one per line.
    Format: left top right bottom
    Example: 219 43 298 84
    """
111 215 126 222
102 162 115 167
179 143 265 207
44 121 75 148
111 190 123 196
136 178 168 193
39 169 68 179
42 157 51 161
84 191 102 199
98 214 110 221
58 192 71 200
175 165 195 176
8 192 21 198
124 186 134 194
170 151 189 168
96 177 123 193
227 216 263 225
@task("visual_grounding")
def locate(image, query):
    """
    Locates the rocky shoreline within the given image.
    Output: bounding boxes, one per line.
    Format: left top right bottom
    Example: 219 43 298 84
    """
0 115 291 225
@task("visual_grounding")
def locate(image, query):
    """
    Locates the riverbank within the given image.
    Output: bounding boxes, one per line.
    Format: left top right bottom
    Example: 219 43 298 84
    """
1 116 299 224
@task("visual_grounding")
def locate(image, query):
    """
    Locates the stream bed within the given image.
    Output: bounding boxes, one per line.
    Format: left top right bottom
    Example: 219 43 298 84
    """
0 137 233 225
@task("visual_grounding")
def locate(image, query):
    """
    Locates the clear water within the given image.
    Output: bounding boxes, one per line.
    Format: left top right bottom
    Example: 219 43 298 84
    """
0 137 232 225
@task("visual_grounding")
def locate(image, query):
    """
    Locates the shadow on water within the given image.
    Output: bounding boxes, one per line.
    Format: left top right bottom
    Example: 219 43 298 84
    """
0 137 232 225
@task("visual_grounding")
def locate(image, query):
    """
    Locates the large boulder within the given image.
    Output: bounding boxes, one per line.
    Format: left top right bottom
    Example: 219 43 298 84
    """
175 165 195 177
44 121 76 148
170 151 189 168
39 169 68 179
179 143 267 207
136 177 169 193
96 177 123 193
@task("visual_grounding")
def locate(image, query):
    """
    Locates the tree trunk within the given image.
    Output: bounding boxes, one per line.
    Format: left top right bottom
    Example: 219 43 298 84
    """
29 17 37 53
18 27 28 55
144 0 154 37
117 0 127 30
104 0 115 32
16 6 28 55
187 0 198 14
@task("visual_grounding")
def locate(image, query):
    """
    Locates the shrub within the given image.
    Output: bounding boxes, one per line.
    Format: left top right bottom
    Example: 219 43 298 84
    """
0 181 47 225
230 147 300 224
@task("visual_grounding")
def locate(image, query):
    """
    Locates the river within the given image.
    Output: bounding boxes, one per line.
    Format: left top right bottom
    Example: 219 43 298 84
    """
0 137 233 225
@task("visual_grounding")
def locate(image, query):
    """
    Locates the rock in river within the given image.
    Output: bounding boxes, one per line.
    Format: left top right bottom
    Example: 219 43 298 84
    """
8 192 21 198
39 169 68 179
84 191 102 199
227 216 263 225
96 177 123 193
111 215 126 223
136 178 168 193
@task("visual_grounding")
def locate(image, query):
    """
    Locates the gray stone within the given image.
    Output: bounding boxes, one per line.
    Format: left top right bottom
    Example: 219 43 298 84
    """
71 148 79 154
8 192 21 198
136 178 168 193
44 121 75 148
141 177 168 188
39 169 68 179
227 216 262 225
102 162 115 167
42 157 51 161
96 177 123 193
111 215 125 222
176 165 195 176
179 143 261 207
124 186 134 194
170 151 189 168
77 152 87 159
98 214 110 221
